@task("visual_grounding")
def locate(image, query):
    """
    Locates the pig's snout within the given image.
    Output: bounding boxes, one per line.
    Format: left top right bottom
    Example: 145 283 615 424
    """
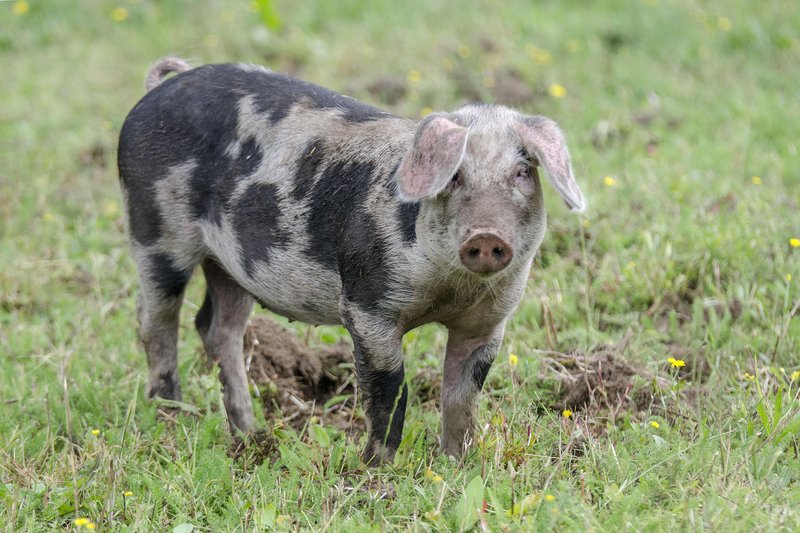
459 232 513 274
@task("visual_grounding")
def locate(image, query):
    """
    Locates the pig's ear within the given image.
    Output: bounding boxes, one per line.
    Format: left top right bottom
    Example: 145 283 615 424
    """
516 116 586 212
397 115 468 202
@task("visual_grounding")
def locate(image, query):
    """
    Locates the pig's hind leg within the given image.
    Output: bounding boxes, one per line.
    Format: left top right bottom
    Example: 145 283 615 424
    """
134 250 194 403
198 258 256 434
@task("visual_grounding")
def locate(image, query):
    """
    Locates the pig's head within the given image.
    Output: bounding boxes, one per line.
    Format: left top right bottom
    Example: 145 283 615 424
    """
397 104 585 276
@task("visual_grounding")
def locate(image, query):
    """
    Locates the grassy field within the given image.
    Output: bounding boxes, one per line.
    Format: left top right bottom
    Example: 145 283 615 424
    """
2 0 800 530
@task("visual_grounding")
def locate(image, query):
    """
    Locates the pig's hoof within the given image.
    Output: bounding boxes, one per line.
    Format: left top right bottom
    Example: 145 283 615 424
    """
362 441 397 466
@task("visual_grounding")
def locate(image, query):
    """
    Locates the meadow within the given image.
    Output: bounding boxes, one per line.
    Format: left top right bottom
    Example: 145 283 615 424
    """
1 0 799 530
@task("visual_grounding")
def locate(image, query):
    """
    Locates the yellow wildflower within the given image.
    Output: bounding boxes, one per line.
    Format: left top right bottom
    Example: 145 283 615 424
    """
548 83 566 99
111 7 129 22
407 70 422 86
42 212 55 222
13 1 29 16
790 238 800 248
667 357 685 369
91 429 100 436
743 372 755 381
562 409 573 418
123 491 133 497
787 274 792 282
604 176 617 187
650 421 660 429
791 370 800 381
508 353 519 368
751 176 762 185
457 45 472 59
718 17 732 32
544 494 556 502
419 107 433 118
103 200 120 218
525 45 552 65
566 39 581 54
425 468 443 483
74 518 96 529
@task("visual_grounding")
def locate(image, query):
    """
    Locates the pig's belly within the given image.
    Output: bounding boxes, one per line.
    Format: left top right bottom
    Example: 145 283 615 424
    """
213 247 344 326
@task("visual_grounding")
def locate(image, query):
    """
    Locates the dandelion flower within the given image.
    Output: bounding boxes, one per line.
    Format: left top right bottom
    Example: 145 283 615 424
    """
667 357 685 369
544 494 556 502
562 409 573 418
508 353 519 368
718 17 732 32
751 176 762 185
650 421 660 429
91 429 100 436
407 70 422 86
457 44 471 59
111 7 129 22
791 370 800 381
604 176 617 187
419 107 433 118
548 84 566 99
123 491 133 497
74 518 96 529
790 238 800 248
786 274 792 282
12 1 29 16
743 372 755 381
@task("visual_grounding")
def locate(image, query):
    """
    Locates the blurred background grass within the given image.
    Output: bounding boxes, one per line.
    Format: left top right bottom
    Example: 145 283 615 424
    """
1 0 799 530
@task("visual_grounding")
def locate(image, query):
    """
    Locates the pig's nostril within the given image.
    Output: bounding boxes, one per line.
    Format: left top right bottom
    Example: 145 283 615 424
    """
468 248 481 258
492 247 505 259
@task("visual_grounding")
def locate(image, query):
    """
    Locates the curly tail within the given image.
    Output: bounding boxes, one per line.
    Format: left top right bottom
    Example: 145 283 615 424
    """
145 57 191 92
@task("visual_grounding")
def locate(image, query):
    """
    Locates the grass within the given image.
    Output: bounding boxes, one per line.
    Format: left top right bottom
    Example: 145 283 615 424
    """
2 0 800 530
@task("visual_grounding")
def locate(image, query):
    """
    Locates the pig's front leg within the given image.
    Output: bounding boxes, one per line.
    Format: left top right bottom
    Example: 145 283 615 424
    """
440 324 505 457
341 305 407 465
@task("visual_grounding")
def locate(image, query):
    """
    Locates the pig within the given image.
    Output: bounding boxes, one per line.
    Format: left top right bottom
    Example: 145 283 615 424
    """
118 57 585 464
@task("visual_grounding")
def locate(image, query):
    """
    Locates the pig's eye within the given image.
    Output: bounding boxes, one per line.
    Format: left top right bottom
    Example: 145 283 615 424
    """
513 164 534 193
450 171 463 186
514 164 531 182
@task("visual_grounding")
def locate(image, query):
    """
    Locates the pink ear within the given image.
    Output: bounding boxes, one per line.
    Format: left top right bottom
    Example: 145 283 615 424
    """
397 115 468 201
516 117 585 212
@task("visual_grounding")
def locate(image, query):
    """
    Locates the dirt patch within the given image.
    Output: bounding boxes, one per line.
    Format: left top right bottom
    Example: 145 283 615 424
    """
245 316 362 436
540 333 709 432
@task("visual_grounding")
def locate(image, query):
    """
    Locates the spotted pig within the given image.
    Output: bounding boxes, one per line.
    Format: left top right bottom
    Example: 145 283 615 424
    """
118 58 585 464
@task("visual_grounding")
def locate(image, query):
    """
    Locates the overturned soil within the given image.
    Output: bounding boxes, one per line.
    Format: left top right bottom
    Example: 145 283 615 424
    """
540 333 709 432
244 316 363 436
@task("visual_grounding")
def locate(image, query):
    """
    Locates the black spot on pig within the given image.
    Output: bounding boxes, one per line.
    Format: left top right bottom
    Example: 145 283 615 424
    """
306 159 376 269
121 182 163 246
339 209 392 309
233 182 290 276
149 253 192 298
472 358 494 389
397 202 420 244
250 70 391 124
292 138 327 201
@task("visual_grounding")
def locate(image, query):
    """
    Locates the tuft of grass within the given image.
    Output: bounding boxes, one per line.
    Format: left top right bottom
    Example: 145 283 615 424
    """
2 0 799 530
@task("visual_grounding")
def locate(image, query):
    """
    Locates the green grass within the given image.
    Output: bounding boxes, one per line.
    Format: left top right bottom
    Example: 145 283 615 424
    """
2 0 800 530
